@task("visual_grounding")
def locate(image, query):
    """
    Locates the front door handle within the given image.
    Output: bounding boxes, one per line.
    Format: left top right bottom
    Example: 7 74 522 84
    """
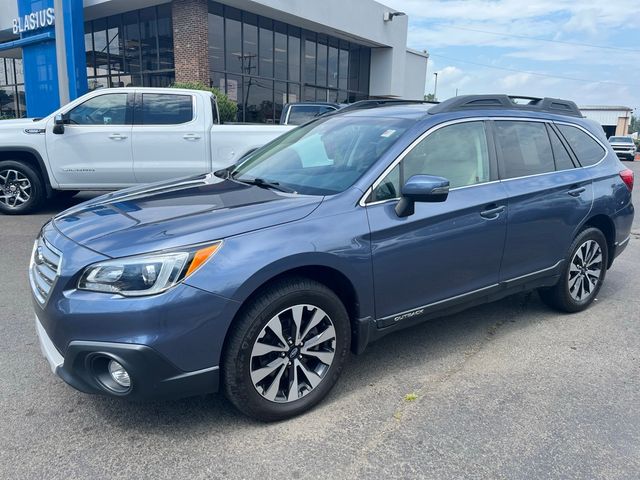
108 133 127 140
568 186 586 197
183 134 201 141
480 204 506 219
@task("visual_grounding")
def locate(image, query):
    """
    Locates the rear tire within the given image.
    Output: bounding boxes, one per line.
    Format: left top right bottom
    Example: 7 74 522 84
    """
539 227 608 313
0 160 45 215
222 277 350 421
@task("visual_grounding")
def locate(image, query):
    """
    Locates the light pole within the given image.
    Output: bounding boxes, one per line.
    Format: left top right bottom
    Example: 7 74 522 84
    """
433 72 438 100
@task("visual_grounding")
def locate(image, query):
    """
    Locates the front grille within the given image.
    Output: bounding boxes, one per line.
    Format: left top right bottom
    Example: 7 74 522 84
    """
29 236 62 305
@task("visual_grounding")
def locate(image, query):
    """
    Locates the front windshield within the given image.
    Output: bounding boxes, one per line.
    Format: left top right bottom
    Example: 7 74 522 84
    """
232 115 412 195
610 137 633 143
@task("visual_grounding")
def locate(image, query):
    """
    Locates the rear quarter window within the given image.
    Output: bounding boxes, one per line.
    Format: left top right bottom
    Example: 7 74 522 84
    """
556 124 606 167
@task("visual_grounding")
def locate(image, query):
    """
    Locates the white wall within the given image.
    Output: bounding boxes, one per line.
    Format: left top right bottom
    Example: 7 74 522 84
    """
581 108 631 128
402 49 427 100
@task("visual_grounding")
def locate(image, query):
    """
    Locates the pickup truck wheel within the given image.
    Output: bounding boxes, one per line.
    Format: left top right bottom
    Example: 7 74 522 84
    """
0 161 45 215
538 228 608 313
223 277 350 421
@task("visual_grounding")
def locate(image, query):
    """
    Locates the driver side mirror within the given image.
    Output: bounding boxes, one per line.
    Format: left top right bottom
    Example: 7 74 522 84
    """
395 174 450 217
53 113 66 135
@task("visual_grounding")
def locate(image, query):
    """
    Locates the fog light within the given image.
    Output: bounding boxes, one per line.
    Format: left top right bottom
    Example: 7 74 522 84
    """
108 360 131 388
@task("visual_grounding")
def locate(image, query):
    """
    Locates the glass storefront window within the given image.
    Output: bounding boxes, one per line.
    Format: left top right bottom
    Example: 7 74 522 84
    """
0 58 25 118
85 5 175 90
274 22 287 81
205 1 371 122
259 17 273 78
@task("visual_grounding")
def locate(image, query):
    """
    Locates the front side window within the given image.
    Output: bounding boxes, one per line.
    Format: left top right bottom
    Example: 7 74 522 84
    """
557 124 606 166
233 115 411 195
495 121 554 179
67 94 128 125
403 121 490 188
140 94 193 125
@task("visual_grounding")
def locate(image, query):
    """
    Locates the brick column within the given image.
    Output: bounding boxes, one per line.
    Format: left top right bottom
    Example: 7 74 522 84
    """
172 0 210 84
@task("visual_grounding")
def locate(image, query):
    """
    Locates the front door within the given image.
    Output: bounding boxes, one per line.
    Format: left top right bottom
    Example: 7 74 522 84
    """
366 120 508 323
46 92 134 188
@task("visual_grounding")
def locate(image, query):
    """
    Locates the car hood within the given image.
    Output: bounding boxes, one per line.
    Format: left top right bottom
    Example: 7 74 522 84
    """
52 174 323 257
0 117 46 129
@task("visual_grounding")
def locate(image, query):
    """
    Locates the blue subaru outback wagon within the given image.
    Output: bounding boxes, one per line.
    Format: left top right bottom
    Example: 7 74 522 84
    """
32 95 634 421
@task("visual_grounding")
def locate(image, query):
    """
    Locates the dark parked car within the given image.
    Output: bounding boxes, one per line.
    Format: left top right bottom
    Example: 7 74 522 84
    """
32 95 634 421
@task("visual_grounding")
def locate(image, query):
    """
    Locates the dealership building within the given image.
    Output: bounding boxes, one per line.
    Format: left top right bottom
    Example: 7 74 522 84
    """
0 0 428 122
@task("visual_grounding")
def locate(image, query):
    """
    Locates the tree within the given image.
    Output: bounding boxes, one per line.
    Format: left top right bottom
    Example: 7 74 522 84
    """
629 114 639 135
424 93 437 102
171 81 238 123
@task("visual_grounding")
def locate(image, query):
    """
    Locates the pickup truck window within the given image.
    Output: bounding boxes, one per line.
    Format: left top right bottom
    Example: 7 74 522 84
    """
233 115 411 195
67 94 128 125
287 105 337 125
140 94 193 125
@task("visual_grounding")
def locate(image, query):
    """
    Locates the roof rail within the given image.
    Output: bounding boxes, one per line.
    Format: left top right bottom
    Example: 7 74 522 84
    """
338 99 436 113
427 95 583 118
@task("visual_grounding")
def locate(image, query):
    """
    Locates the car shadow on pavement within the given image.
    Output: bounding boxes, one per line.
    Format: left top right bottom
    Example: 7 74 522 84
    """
85 289 556 430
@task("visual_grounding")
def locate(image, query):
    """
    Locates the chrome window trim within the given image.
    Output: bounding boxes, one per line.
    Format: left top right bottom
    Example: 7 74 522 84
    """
359 117 492 207
359 116 608 207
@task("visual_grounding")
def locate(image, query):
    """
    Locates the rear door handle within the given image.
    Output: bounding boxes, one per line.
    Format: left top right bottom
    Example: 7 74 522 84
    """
183 134 201 141
480 204 506 219
108 134 127 140
568 186 586 197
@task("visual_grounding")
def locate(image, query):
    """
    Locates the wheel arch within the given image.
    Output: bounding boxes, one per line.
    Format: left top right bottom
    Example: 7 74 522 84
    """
580 214 616 268
224 262 364 357
0 147 54 196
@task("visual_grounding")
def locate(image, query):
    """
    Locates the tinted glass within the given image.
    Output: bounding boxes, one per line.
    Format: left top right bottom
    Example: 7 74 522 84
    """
225 8 242 74
68 94 128 125
157 4 174 70
288 27 300 82
557 124 606 167
304 37 316 84
233 116 411 195
403 121 490 188
140 7 158 71
548 126 575 171
140 94 192 125
328 44 338 88
259 17 273 78
244 77 273 123
316 39 327 86
274 22 287 80
208 4 224 71
609 136 633 143
287 105 335 125
495 121 554 179
242 13 258 76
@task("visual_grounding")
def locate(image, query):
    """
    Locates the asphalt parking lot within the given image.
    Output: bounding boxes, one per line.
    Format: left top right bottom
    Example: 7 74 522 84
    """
1 162 639 479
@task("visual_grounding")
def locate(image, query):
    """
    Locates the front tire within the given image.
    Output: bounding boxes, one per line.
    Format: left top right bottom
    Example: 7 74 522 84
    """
539 227 608 313
223 277 350 421
0 161 45 215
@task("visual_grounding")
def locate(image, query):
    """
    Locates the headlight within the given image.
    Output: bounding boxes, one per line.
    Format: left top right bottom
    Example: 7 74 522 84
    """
78 242 221 296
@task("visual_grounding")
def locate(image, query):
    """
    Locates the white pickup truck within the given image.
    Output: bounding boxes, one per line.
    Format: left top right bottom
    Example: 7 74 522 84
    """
0 87 294 214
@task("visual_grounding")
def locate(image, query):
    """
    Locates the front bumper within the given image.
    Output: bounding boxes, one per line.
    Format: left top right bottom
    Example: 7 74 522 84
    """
35 315 220 400
614 150 636 160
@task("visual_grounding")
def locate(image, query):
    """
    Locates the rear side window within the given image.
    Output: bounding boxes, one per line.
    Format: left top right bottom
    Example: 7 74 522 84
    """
557 124 606 166
495 121 554 179
548 126 575 171
140 94 193 125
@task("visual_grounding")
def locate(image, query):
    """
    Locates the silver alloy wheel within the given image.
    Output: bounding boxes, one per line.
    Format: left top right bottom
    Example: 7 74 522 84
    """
0 169 32 209
250 304 336 403
568 239 603 302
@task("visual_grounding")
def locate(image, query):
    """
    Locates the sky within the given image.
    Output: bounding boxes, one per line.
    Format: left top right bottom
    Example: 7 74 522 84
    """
384 0 640 113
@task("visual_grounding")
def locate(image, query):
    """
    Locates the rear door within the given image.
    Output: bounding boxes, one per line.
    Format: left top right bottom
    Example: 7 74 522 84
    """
131 92 208 183
494 119 594 282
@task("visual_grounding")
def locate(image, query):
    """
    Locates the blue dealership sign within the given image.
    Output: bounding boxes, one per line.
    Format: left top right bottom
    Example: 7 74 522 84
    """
12 0 88 117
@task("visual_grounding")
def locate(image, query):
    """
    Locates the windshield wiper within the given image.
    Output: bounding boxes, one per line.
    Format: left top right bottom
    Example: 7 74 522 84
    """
233 176 297 194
